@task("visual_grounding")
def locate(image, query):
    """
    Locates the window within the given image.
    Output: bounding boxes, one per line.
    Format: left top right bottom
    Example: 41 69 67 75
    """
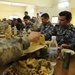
51 16 58 24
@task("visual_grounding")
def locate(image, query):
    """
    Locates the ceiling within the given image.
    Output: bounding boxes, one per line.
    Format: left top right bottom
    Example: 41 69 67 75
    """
0 0 52 7
0 0 71 7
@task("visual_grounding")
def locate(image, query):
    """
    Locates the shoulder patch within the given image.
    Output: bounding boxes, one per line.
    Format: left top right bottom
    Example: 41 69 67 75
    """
70 24 75 32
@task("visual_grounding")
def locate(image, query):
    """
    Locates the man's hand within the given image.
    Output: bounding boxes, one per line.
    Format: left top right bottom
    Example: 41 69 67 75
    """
61 44 70 49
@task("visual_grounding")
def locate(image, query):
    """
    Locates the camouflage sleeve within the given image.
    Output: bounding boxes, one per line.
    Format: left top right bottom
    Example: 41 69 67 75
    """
51 25 58 36
43 26 53 41
68 33 75 51
35 25 42 32
0 36 30 67
44 32 51 41
69 43 75 51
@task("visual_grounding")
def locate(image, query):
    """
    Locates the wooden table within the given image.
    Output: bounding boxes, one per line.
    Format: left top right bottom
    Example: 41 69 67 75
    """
0 55 75 75
54 55 75 75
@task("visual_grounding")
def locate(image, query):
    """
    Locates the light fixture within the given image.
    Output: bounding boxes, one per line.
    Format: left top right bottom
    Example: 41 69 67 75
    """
29 9 34 14
11 2 26 6
58 1 69 8
0 1 28 6
0 1 11 5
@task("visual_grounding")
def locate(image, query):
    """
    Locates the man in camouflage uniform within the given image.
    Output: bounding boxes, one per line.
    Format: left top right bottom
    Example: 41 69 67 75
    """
51 11 75 51
23 16 34 32
35 13 53 41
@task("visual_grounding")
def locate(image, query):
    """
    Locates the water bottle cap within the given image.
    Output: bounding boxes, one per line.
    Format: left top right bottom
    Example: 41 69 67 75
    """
52 36 56 40
57 47 61 52
57 47 61 50
23 28 26 30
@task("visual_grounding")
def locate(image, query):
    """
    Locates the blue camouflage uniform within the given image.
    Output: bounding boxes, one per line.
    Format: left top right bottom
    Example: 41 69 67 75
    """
69 31 75 50
25 22 34 32
51 24 75 50
35 22 53 41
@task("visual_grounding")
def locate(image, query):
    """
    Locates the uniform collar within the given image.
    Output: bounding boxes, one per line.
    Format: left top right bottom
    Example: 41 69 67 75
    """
43 21 52 27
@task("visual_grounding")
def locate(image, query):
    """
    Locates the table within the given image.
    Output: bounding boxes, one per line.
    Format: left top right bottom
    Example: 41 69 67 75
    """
0 55 75 75
54 55 75 75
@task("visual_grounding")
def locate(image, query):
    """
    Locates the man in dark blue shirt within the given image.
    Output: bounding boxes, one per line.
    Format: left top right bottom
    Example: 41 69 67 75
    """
35 13 53 41
51 11 75 51
23 16 34 32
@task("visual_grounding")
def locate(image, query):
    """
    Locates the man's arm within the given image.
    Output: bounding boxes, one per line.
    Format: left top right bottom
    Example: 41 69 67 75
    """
35 25 41 32
61 37 75 51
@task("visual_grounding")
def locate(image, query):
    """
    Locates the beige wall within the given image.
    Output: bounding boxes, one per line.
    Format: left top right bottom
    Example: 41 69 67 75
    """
0 0 75 26
0 4 36 19
35 5 70 20
71 8 75 25
0 3 71 21
0 4 26 20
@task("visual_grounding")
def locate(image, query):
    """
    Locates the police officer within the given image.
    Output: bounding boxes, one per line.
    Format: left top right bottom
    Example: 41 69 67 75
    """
51 11 75 51
35 13 53 41
23 16 34 32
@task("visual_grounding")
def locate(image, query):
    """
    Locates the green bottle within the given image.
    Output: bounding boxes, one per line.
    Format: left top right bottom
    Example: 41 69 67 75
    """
40 47 47 59
62 51 71 69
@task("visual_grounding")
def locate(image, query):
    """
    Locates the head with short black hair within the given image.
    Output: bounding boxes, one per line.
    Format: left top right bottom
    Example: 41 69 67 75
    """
13 18 17 21
23 16 30 24
41 13 49 19
23 16 30 20
17 18 22 23
12 18 17 25
59 11 72 21
37 13 39 15
58 11 72 27
24 11 28 16
41 13 50 24
25 11 28 14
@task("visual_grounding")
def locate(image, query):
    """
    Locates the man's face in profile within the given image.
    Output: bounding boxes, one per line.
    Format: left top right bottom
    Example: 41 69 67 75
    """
58 16 70 27
24 19 30 24
41 17 49 25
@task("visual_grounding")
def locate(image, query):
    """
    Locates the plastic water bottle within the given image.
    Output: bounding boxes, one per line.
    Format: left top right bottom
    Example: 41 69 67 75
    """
14 26 17 35
49 36 58 66
50 36 58 47
22 28 27 37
